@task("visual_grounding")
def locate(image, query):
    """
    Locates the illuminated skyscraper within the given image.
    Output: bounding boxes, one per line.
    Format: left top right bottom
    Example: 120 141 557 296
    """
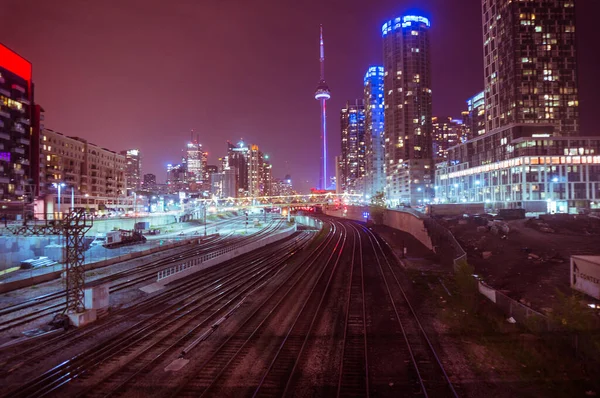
186 141 205 183
482 0 579 136
248 144 263 197
466 91 485 137
340 100 365 194
314 26 331 190
120 149 142 194
364 66 385 197
382 15 433 206
0 43 33 203
431 117 468 161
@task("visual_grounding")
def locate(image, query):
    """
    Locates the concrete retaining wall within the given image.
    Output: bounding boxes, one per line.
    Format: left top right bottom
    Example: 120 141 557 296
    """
156 225 298 286
87 214 178 235
383 210 433 251
323 206 433 251
295 216 324 230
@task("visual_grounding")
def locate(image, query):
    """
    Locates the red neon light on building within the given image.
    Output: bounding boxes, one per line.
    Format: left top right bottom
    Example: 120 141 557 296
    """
0 43 32 82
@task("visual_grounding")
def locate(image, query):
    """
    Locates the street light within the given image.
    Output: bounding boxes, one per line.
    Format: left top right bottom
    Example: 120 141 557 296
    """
52 182 65 219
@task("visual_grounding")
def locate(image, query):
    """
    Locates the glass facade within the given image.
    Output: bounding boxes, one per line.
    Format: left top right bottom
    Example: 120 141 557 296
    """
382 15 433 205
363 66 385 197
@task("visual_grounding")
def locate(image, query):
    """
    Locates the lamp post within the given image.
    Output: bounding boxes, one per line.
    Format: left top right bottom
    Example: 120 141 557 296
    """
53 182 65 220
453 183 459 203
71 186 75 211
204 202 207 237
417 187 423 205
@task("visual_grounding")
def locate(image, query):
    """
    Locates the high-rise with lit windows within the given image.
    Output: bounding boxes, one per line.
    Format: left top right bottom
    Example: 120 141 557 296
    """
382 15 433 206
434 0 598 213
0 43 33 204
120 149 142 194
340 100 365 194
482 0 579 136
363 66 385 197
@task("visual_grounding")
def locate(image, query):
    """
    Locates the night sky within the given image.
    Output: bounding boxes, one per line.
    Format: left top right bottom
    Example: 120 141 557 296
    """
2 0 599 193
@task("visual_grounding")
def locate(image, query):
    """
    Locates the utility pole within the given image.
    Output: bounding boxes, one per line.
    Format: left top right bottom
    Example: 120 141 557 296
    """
63 209 92 314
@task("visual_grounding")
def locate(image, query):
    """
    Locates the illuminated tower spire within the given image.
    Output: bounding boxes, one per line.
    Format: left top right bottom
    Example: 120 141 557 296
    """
314 25 331 190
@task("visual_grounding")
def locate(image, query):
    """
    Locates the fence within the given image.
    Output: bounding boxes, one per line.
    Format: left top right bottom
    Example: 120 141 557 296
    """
422 215 549 330
157 224 298 283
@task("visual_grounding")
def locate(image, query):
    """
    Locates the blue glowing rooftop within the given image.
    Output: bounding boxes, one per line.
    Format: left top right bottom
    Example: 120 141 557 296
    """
382 15 431 36
364 66 384 84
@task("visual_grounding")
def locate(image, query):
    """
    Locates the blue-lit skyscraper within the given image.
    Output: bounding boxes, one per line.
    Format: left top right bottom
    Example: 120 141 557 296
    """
364 66 385 197
314 26 331 190
382 15 433 206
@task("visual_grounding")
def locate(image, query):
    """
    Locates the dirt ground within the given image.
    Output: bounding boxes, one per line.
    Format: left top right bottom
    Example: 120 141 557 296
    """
443 214 600 312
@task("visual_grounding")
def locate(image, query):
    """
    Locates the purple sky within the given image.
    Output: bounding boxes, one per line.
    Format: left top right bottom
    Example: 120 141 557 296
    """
2 0 599 193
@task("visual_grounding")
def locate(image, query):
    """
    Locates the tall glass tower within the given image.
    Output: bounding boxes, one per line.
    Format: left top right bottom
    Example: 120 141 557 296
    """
364 66 385 197
382 15 433 206
482 0 579 137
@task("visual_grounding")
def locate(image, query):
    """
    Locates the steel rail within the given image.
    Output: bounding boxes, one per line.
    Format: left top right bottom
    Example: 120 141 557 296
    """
336 222 369 397
0 221 293 375
1 230 312 398
166 222 342 397
250 222 351 398
0 219 280 334
360 225 459 398
78 233 314 398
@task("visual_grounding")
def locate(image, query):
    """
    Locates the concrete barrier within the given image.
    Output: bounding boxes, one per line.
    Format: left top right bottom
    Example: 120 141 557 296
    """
155 225 298 286
383 210 433 251
0 270 62 294
323 206 432 251
295 216 324 230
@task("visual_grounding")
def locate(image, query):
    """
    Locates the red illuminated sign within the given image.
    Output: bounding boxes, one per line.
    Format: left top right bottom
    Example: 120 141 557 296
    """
0 43 32 82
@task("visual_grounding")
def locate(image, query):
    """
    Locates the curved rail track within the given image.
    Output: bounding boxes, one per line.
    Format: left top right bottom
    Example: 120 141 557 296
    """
0 224 318 397
0 217 280 333
1 217 460 397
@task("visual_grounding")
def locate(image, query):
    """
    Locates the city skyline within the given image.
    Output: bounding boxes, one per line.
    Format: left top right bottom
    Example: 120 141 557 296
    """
2 0 600 193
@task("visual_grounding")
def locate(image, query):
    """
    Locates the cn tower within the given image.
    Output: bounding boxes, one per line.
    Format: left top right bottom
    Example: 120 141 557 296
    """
314 25 331 190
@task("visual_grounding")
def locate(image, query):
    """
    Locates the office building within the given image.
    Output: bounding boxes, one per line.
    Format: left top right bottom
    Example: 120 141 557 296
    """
482 0 579 136
435 1 597 212
466 91 485 138
142 173 156 190
0 43 33 203
272 175 293 197
226 141 249 197
121 149 142 194
363 66 385 197
186 141 207 186
40 129 128 216
382 15 433 205
340 99 366 194
435 135 600 212
248 144 263 197
432 117 468 162
166 163 187 193
261 155 272 196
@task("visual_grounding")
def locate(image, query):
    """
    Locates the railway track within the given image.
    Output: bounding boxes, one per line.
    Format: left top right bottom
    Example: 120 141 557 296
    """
0 220 286 364
359 224 458 397
0 226 317 397
1 217 460 397
168 220 348 397
0 217 280 333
